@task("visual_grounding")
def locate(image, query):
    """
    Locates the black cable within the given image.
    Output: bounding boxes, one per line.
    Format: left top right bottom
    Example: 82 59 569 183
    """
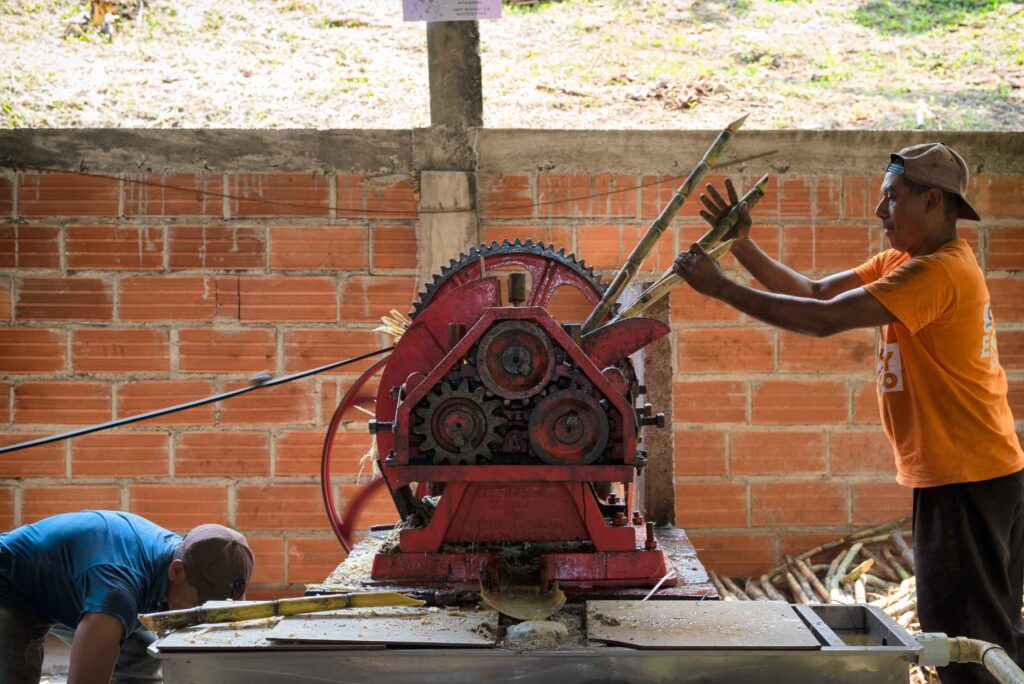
0 346 393 455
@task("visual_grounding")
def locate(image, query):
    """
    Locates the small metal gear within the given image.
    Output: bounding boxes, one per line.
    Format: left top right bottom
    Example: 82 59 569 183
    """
410 240 606 320
412 379 505 465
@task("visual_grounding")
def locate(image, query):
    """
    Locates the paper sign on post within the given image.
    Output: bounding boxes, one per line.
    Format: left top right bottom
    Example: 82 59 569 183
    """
403 0 502 22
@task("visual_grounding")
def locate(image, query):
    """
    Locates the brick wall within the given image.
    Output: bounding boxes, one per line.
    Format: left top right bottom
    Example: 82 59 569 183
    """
2 130 1022 594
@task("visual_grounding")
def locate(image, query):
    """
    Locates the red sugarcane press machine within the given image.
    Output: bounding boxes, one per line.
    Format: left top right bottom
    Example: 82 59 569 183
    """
365 240 675 590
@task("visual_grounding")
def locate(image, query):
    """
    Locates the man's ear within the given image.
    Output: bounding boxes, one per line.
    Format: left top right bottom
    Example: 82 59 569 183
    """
168 558 187 583
925 187 944 213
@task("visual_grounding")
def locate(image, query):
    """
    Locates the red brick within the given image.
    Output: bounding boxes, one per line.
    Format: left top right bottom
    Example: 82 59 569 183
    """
0 384 9 423
779 329 875 372
0 176 11 218
675 482 747 528
0 433 64 477
988 278 1024 322
483 175 533 219
1009 383 1024 418
215 276 337 322
731 430 826 475
337 174 417 220
986 226 1024 271
219 379 315 425
678 327 774 373
117 380 214 426
752 380 847 424
14 381 111 425
0 279 10 321
320 376 381 424
0 488 12 531
371 224 418 271
168 225 266 270
546 284 595 324
228 173 329 217
130 484 228 530
779 531 850 564
674 429 726 476
72 432 169 477
18 172 119 218
119 276 216 321
283 329 384 375
339 483 399 528
851 481 911 524
247 536 286 584
685 532 775 576
237 484 325 530
124 173 223 217
970 174 1024 219
751 481 848 526
670 281 742 323
22 486 120 523
842 176 883 220
640 173 729 221
481 225 574 253
577 223 674 272
830 430 895 475
65 225 163 270
675 380 747 423
0 328 66 374
0 225 60 268
539 173 637 219
72 328 169 373
772 175 839 220
340 276 417 323
997 329 1024 371
268 226 367 270
178 328 276 373
959 225 980 259
16 277 113 321
781 224 872 272
853 381 880 424
175 431 270 476
278 429 372 477
288 536 346 583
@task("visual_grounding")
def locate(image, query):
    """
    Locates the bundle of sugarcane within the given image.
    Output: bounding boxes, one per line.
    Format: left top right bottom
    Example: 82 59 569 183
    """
374 309 411 343
704 518 956 682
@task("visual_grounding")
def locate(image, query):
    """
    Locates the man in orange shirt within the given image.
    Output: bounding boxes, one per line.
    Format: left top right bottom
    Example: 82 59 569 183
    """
674 142 1023 684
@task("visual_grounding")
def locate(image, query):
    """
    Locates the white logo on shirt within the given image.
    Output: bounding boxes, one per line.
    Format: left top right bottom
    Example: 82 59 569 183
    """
877 342 904 393
981 302 998 370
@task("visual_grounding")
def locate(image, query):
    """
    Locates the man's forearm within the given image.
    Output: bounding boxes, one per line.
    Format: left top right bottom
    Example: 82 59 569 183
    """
712 276 839 337
731 238 821 299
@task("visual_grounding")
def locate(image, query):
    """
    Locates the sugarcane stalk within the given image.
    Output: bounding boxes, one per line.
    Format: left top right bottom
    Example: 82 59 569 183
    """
791 556 829 602
882 547 911 581
860 546 900 582
785 571 811 604
745 578 768 601
138 592 425 633
708 570 737 601
853 577 867 604
841 558 875 584
862 573 896 590
721 575 751 600
897 610 917 629
890 529 916 572
765 519 909 581
760 574 787 601
581 113 748 334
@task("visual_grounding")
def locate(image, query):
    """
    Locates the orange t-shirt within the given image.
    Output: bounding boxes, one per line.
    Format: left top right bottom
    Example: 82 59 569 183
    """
855 239 1024 488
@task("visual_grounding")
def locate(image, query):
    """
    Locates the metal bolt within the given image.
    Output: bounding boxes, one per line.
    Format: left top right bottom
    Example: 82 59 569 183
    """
640 412 666 428
613 512 627 527
645 521 657 550
638 384 648 395
368 419 393 434
632 511 644 526
607 493 619 505
508 272 527 306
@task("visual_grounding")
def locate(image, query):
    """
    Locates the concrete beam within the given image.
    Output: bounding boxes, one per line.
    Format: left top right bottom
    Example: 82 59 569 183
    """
427 22 483 129
417 170 479 287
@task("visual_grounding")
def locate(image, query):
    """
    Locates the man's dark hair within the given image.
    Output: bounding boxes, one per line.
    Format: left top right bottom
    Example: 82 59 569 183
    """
901 177 961 222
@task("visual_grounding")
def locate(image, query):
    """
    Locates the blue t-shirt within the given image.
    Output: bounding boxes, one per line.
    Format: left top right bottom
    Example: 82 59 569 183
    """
0 510 181 636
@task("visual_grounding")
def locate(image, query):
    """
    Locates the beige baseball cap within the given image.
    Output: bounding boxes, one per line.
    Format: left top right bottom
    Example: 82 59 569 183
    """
885 142 980 221
178 524 254 603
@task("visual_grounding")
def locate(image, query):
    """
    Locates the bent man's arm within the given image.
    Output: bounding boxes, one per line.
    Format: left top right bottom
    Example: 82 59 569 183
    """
676 243 896 336
68 612 123 684
730 239 864 300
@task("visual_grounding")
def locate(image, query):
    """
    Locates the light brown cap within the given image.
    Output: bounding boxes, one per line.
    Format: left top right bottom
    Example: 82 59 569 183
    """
886 142 980 221
178 524 254 604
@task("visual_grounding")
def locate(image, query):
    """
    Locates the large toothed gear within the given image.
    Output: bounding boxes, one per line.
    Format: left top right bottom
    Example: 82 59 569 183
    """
528 389 610 465
410 240 606 320
412 379 505 465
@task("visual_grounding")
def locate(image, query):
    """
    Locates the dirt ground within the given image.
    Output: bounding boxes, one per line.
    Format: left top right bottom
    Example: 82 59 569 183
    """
1 0 1021 129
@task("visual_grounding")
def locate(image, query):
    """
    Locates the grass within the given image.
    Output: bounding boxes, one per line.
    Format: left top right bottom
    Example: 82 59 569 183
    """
853 0 1014 33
